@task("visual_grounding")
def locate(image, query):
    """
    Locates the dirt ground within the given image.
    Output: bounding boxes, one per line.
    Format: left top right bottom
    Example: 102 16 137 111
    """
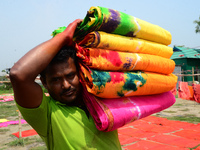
155 98 200 118
0 98 200 150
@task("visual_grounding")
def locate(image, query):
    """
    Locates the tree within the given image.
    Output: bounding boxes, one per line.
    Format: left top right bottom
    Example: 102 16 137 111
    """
194 16 200 33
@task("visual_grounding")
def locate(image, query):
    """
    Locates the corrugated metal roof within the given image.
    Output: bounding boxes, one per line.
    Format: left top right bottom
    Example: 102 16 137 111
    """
170 46 200 59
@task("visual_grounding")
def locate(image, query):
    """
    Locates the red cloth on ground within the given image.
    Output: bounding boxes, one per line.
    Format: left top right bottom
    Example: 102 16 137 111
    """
12 129 37 138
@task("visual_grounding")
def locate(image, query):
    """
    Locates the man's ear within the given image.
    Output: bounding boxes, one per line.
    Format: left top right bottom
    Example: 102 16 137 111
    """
40 76 47 89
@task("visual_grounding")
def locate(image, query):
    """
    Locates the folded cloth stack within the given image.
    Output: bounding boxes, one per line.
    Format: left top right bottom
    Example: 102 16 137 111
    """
52 6 177 131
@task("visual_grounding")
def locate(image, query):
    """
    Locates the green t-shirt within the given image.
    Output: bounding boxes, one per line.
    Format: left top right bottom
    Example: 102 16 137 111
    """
16 93 122 150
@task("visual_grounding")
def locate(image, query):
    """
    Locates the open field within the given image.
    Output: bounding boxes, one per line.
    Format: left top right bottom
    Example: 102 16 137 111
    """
0 94 200 150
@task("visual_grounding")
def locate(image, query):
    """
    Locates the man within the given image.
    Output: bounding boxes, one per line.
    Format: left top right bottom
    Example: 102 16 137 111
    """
10 19 122 150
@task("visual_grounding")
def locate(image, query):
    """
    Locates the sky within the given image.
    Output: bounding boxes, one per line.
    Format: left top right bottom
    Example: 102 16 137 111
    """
0 0 200 72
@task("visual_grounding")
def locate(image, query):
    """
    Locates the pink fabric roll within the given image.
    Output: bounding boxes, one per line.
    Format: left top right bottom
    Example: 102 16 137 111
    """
83 88 176 132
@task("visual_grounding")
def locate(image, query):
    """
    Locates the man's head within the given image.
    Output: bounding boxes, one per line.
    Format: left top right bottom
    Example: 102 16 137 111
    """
40 46 82 105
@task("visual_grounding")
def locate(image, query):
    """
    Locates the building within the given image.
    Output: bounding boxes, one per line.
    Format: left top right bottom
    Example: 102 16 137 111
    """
171 46 200 84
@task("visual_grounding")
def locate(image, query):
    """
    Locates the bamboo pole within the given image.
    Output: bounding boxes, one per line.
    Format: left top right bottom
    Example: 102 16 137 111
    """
18 110 22 139
192 67 194 83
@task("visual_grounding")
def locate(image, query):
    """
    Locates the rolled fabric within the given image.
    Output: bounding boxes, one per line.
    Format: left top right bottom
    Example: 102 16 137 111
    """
75 6 172 45
79 64 178 98
52 6 171 45
83 88 176 132
77 47 175 74
78 31 173 58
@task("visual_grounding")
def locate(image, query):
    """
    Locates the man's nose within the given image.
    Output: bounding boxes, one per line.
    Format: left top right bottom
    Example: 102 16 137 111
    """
62 79 71 89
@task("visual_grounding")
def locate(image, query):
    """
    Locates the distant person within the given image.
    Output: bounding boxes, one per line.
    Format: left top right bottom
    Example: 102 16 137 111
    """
10 19 122 150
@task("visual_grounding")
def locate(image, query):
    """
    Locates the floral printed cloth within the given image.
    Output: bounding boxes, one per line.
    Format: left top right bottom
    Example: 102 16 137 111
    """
79 64 177 98
77 46 175 74
52 6 171 45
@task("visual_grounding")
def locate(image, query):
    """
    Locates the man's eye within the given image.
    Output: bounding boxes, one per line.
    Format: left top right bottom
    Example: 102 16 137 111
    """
67 74 75 79
52 78 60 82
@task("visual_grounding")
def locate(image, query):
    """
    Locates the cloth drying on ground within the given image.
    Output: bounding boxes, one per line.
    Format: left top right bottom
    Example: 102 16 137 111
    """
178 81 191 100
0 119 27 128
0 95 14 102
78 31 173 58
0 119 9 123
193 84 200 103
12 129 38 138
77 47 175 74
52 6 172 45
83 88 176 132
79 64 177 98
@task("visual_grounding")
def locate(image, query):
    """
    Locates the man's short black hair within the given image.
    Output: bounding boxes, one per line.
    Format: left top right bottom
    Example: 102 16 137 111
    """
40 46 78 79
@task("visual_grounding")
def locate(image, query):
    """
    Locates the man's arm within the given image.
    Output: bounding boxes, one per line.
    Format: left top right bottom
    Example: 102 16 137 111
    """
10 19 82 108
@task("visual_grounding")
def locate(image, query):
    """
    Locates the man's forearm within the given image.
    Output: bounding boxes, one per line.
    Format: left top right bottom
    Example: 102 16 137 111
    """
10 19 82 81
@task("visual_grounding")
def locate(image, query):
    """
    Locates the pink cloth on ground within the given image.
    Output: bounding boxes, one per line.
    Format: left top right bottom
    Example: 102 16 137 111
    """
178 81 191 99
0 95 14 102
0 119 27 128
83 88 176 132
193 84 200 103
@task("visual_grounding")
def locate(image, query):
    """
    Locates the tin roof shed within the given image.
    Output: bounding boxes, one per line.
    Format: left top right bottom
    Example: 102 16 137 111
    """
171 46 200 83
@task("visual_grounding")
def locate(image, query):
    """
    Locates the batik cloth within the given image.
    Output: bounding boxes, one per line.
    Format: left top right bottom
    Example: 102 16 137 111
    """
83 88 176 132
78 31 173 58
79 64 178 98
77 47 175 74
52 6 171 45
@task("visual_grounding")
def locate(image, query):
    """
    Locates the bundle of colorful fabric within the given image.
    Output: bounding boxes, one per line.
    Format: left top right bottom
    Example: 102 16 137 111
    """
52 6 177 131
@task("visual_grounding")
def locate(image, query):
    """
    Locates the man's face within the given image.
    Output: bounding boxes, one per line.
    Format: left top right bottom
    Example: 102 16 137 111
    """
42 57 81 105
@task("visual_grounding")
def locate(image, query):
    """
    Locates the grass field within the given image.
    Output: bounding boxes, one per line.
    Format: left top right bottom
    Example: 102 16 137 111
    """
0 91 47 150
0 91 200 149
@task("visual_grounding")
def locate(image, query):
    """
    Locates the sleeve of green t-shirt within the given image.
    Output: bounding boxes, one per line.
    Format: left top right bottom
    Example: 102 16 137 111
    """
16 92 49 137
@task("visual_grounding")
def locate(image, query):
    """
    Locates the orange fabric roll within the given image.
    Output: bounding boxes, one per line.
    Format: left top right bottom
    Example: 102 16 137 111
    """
79 64 178 98
77 47 175 74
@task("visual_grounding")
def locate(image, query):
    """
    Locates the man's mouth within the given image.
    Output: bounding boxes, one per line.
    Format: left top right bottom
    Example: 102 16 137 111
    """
61 89 75 96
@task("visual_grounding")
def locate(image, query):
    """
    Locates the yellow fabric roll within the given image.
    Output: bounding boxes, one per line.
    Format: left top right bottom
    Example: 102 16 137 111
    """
78 31 173 58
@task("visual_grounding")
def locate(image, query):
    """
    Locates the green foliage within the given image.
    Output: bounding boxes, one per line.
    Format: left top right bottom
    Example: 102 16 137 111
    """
0 83 13 91
194 16 200 33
